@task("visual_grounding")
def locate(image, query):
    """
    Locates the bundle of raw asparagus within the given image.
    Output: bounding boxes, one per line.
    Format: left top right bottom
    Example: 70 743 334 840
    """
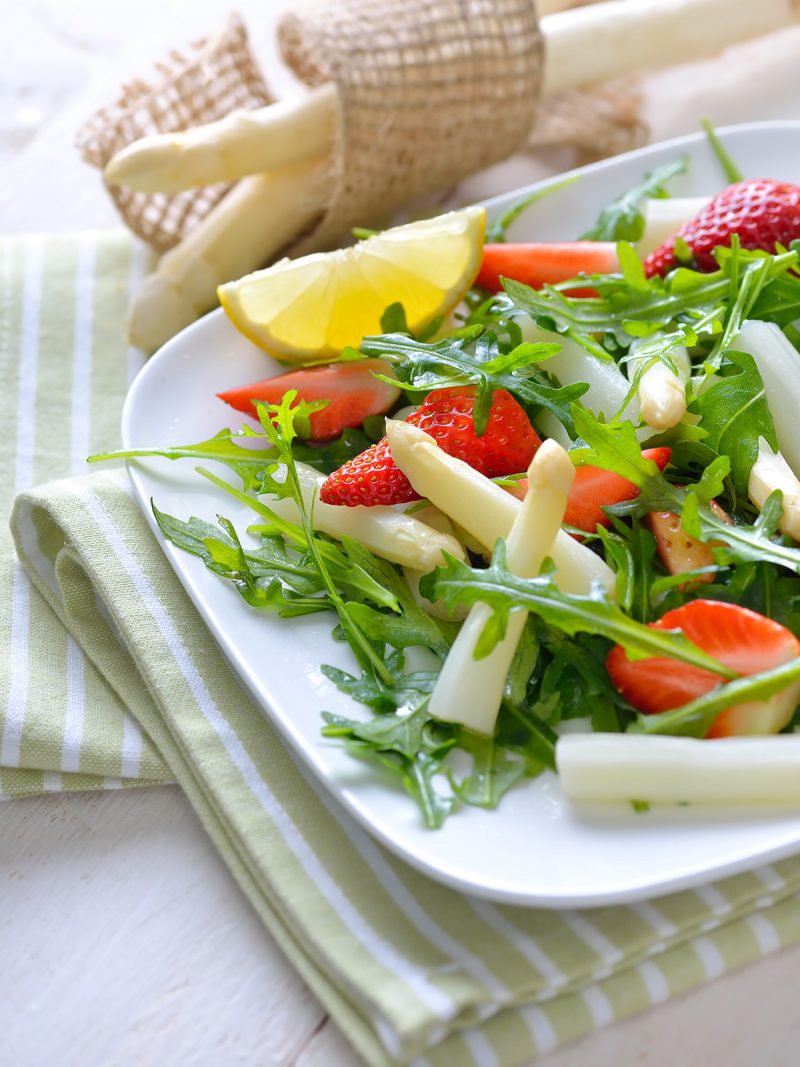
86 0 800 354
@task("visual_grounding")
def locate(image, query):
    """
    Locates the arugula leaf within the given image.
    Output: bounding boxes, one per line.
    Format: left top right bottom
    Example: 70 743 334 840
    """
152 508 333 616
291 427 376 474
485 174 581 243
321 663 437 716
749 273 800 327
534 623 626 732
494 698 558 771
701 118 743 184
502 269 729 348
581 156 689 243
323 706 457 828
422 544 736 678
597 520 657 622
574 406 800 576
631 657 800 738
502 245 799 367
693 350 777 496
451 733 529 807
341 542 457 658
380 302 410 334
90 427 283 495
360 329 586 436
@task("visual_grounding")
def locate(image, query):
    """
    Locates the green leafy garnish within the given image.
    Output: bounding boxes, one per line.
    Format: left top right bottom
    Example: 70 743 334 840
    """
422 544 736 679
485 174 581 243
692 349 777 496
632 658 800 738
359 329 586 436
701 118 744 184
572 407 800 577
580 155 689 243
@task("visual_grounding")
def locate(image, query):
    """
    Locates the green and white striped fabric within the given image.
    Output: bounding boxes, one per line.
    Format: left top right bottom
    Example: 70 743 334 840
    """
7 231 800 1067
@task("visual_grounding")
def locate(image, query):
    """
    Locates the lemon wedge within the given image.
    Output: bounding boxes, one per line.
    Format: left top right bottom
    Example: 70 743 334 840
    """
217 206 485 361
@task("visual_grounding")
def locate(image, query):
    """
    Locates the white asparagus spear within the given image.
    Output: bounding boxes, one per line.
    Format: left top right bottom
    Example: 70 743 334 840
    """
128 155 329 352
557 733 800 805
749 436 800 542
428 440 575 735
106 85 339 195
635 197 710 259
542 0 800 96
517 315 643 427
402 504 468 621
626 342 691 431
534 408 573 449
733 320 800 477
264 462 465 571
385 420 616 596
106 0 799 194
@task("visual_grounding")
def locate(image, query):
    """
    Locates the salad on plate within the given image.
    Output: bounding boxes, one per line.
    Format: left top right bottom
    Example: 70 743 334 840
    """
98 130 800 830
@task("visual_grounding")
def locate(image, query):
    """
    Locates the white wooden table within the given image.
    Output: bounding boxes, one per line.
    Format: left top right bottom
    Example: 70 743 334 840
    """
5 3 800 1064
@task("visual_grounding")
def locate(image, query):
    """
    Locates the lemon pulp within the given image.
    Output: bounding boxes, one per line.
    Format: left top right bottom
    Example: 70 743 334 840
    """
217 206 486 361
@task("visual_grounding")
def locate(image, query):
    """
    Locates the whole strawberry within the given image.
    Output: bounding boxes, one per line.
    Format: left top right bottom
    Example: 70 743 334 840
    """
319 386 540 507
644 179 800 277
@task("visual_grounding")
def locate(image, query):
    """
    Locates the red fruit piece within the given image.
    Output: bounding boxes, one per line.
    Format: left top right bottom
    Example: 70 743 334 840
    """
216 359 400 441
564 447 671 534
320 387 541 507
644 179 800 277
476 242 619 296
508 448 671 534
606 600 800 738
645 498 732 587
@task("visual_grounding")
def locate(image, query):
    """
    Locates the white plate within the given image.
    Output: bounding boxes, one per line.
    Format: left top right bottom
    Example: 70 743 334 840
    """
124 121 800 907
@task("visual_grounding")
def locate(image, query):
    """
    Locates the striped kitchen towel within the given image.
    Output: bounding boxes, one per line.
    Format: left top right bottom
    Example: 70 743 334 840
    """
8 231 800 1067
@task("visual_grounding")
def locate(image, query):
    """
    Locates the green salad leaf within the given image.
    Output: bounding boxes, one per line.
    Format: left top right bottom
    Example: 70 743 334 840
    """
580 155 689 243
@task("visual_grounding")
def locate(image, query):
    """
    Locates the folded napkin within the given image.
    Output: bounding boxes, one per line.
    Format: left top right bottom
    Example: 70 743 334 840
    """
7 232 800 1067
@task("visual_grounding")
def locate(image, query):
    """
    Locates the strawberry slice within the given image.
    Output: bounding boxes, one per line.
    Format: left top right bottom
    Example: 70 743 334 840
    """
645 498 732 587
476 242 619 295
644 179 800 277
606 600 800 738
506 448 671 535
216 359 400 441
564 448 671 534
320 386 540 507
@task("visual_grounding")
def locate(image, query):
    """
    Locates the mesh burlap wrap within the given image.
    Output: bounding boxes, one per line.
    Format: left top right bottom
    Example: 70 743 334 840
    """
278 0 544 252
75 13 272 252
76 3 645 255
529 83 647 163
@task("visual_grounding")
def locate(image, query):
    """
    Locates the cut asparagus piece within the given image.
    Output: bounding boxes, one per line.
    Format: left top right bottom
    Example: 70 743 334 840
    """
734 320 800 476
401 503 469 621
517 316 637 420
128 156 329 353
385 420 616 596
517 315 644 430
627 342 690 430
534 408 573 449
635 197 710 258
428 440 575 735
557 733 800 805
749 436 800 542
265 462 465 570
106 85 338 194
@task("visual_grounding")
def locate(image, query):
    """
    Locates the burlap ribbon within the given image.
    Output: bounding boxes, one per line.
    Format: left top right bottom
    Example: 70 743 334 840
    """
278 0 543 252
77 3 644 255
76 14 273 252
